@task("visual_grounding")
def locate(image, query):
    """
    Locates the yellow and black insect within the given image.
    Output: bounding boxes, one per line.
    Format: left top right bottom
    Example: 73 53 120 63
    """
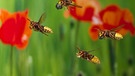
56 0 82 10
76 47 100 64
95 25 124 40
27 13 53 36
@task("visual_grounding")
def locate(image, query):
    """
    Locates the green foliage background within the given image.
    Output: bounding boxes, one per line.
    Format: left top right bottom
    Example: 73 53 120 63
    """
0 0 135 76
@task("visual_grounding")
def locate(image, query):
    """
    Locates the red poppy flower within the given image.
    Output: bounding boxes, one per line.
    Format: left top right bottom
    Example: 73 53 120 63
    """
0 9 32 50
89 4 135 40
64 0 100 22
89 24 103 40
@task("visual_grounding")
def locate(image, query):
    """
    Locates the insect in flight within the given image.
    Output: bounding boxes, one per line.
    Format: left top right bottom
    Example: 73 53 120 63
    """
76 47 100 64
56 0 82 10
94 25 124 40
27 13 53 36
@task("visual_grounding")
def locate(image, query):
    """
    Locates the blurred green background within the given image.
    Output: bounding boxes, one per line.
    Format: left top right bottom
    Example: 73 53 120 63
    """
0 0 135 76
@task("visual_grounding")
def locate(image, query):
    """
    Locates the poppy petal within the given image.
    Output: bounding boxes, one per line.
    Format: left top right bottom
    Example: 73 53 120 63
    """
0 9 11 23
0 10 31 50
68 0 100 22
89 25 103 40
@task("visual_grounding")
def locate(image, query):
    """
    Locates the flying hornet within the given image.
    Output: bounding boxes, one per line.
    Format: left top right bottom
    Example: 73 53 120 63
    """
56 0 82 10
27 13 53 36
76 47 100 64
94 25 124 40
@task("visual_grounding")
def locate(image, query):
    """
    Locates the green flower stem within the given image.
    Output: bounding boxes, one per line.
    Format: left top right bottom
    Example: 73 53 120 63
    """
75 21 80 47
72 20 80 76
10 46 13 76
108 40 117 76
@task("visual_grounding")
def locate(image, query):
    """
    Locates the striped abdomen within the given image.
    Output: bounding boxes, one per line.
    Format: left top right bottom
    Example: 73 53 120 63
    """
76 51 100 64
108 31 123 40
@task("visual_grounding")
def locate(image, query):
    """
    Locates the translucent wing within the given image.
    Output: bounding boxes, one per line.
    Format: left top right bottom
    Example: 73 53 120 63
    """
63 0 69 1
110 25 124 31
93 28 102 32
76 46 95 52
69 1 82 8
70 4 82 8
76 46 81 51
87 50 95 53
59 0 64 1
38 12 46 24
27 18 31 22
64 0 72 4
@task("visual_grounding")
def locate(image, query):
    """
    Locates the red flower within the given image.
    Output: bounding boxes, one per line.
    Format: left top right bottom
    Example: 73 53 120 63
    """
89 4 135 40
64 0 100 22
0 9 32 50
89 25 103 40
